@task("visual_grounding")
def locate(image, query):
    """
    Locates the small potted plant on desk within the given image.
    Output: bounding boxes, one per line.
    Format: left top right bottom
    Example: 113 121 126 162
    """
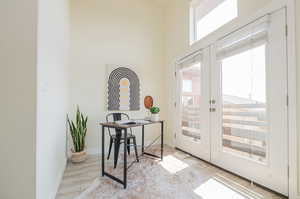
150 106 160 122
67 107 88 163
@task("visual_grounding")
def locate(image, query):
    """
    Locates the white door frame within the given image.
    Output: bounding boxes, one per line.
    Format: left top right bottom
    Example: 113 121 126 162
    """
174 0 298 198
286 0 298 198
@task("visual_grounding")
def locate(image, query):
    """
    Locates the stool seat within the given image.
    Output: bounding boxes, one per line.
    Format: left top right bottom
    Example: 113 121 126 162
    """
111 133 136 140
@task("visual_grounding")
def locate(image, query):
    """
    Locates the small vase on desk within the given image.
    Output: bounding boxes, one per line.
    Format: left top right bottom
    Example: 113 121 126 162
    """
151 113 159 122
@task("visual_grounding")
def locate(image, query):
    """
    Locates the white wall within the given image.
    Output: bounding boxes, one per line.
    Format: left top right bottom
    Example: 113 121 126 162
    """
0 1 37 198
70 0 167 152
237 0 272 17
164 0 190 145
36 0 70 198
69 0 276 151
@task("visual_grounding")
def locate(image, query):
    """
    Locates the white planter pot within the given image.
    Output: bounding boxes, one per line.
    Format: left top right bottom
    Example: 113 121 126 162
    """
151 114 160 122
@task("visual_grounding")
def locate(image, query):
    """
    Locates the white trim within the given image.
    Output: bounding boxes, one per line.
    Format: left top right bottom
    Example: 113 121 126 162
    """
176 0 298 198
176 50 203 69
286 0 299 198
52 159 67 199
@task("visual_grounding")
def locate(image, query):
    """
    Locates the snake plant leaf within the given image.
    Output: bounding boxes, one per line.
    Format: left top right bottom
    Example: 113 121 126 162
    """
68 107 88 152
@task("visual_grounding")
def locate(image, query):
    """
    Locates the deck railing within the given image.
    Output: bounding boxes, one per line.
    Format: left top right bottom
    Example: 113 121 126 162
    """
180 102 268 162
222 103 267 163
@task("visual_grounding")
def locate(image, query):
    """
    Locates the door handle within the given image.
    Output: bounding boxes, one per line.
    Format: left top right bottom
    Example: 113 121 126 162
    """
210 108 216 112
209 99 216 104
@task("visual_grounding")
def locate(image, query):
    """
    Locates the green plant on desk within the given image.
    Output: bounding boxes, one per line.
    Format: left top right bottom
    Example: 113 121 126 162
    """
150 107 160 114
150 107 160 122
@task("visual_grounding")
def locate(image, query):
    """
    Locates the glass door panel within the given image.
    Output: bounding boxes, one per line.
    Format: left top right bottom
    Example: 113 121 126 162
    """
181 63 202 141
221 44 267 164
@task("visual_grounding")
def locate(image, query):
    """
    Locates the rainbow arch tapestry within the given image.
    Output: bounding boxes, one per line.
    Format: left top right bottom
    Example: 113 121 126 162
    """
107 67 140 111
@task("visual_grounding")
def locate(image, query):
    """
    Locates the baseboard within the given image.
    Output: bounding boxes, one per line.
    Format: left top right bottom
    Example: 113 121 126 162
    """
86 147 101 155
52 157 67 199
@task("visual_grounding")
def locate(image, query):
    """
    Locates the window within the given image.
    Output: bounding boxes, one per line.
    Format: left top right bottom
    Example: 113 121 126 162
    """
216 16 270 163
190 0 238 44
182 80 192 92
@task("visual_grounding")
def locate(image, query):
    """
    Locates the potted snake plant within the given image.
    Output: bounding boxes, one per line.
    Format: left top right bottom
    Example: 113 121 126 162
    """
67 107 88 163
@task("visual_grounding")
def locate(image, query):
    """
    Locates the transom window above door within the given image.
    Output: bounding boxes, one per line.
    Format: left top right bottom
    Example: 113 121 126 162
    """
190 0 238 44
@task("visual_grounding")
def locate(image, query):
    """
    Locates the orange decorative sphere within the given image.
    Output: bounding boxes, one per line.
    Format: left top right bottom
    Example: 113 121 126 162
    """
144 96 153 109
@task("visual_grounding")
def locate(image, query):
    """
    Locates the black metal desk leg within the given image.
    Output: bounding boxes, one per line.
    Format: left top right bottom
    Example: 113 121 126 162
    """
142 125 144 155
161 121 164 160
123 128 127 189
102 126 105 176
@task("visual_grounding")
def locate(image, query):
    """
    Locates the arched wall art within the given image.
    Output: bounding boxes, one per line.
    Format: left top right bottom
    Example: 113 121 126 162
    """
107 66 140 111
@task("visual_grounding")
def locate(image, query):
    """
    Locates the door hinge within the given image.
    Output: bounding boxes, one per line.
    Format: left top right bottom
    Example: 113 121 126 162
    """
174 133 177 139
285 25 288 36
286 95 289 106
174 102 177 107
175 71 177 77
287 165 290 177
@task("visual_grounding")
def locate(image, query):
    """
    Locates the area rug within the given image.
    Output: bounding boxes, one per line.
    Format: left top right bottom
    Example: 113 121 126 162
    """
74 147 210 199
71 147 283 199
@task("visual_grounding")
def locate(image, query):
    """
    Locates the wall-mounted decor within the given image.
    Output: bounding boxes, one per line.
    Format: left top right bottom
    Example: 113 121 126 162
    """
107 66 140 111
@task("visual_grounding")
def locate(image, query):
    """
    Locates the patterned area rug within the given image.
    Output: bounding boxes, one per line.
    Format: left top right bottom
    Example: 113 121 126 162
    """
56 146 285 199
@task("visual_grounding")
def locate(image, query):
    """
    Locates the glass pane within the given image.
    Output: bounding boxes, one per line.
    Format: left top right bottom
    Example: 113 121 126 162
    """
181 63 201 140
221 45 267 163
195 0 237 41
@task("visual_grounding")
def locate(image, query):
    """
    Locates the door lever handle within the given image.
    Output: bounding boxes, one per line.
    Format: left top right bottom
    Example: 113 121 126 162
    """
210 108 216 112
209 99 216 104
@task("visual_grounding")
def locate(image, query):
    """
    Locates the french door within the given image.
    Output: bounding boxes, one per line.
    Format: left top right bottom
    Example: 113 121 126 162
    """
176 9 288 195
176 48 211 162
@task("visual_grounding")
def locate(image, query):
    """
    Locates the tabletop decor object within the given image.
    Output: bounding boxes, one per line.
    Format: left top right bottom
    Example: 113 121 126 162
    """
144 96 154 120
144 96 153 109
67 107 88 163
150 107 160 122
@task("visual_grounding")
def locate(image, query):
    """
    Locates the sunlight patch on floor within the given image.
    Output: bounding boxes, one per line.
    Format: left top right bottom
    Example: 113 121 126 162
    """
159 155 189 174
214 174 264 199
194 178 262 199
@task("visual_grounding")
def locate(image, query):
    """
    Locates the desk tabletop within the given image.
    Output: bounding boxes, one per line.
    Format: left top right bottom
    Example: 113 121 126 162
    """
100 120 163 129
